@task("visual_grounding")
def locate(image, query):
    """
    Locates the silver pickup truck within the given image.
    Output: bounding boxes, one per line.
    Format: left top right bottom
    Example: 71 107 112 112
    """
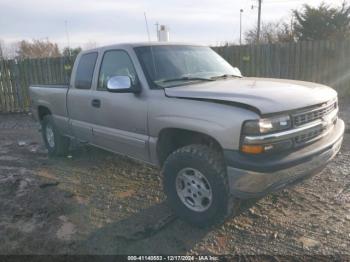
30 43 345 227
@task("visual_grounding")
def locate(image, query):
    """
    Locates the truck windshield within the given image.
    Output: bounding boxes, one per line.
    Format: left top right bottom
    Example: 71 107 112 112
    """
134 45 242 88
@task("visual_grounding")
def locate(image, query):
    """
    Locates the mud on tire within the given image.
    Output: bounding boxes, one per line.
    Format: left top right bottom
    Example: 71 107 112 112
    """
41 115 70 157
162 144 240 227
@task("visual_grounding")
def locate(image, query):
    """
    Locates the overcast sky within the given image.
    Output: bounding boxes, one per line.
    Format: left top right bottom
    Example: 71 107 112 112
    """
0 0 346 49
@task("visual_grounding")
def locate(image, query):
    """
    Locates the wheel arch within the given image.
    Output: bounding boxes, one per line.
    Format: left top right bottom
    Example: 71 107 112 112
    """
38 106 52 121
156 127 224 167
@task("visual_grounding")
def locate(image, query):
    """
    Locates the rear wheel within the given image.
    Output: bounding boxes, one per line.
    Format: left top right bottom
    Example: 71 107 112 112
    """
162 144 240 227
41 115 70 156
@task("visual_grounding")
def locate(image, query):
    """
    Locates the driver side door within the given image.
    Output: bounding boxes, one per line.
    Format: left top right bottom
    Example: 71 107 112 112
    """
90 49 149 162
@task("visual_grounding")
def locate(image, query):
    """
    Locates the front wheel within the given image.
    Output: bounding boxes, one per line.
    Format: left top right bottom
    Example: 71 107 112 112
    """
41 115 70 156
162 144 240 227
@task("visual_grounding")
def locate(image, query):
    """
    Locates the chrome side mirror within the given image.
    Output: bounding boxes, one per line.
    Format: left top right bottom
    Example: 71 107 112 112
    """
107 76 133 93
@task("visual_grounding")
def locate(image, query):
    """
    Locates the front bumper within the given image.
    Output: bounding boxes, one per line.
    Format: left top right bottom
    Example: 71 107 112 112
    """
225 119 345 199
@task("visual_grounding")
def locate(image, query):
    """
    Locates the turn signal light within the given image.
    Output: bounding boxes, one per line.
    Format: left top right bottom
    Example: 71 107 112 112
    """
241 140 293 154
241 145 264 154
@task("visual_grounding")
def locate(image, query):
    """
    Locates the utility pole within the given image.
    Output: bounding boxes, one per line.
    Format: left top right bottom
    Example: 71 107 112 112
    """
64 20 71 56
240 9 244 45
257 0 262 43
290 16 294 41
155 22 159 41
144 12 151 42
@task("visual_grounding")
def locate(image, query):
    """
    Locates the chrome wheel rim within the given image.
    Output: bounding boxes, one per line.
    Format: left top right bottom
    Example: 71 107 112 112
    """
45 124 55 148
175 167 213 212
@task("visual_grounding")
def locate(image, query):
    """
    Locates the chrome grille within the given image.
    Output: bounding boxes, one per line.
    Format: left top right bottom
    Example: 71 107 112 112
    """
294 127 324 145
293 101 337 127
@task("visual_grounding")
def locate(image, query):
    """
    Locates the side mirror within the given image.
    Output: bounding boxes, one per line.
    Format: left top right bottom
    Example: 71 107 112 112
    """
107 76 140 93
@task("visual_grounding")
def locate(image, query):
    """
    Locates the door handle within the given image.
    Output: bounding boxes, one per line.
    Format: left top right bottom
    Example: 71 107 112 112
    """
91 99 101 108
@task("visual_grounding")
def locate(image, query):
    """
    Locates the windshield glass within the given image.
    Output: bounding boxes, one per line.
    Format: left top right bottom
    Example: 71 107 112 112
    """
134 45 242 88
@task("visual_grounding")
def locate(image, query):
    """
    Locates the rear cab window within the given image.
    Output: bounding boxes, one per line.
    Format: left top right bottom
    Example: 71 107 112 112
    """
75 52 98 89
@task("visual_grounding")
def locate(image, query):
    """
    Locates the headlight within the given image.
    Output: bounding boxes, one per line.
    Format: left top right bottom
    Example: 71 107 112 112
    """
241 115 292 154
242 115 291 135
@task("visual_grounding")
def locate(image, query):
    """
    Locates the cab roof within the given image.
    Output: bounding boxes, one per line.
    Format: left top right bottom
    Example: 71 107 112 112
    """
81 42 207 54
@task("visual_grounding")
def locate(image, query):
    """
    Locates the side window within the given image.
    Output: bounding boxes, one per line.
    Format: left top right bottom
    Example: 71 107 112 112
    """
75 52 98 89
98 50 137 90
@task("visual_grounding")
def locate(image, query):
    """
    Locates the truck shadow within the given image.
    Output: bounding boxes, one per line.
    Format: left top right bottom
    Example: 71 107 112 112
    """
77 201 213 254
76 199 260 255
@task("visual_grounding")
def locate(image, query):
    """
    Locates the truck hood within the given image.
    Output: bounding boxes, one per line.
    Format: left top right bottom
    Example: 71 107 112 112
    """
164 77 337 115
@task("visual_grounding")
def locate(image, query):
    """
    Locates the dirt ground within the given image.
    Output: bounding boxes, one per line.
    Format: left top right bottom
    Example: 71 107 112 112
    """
0 101 349 257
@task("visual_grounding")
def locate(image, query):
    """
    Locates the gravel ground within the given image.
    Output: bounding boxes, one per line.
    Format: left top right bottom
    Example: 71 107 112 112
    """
0 102 349 257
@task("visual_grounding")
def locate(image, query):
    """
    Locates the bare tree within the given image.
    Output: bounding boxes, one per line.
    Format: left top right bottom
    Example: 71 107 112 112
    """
16 39 61 59
83 41 98 50
245 21 295 45
0 39 4 59
7 42 20 59
62 46 82 57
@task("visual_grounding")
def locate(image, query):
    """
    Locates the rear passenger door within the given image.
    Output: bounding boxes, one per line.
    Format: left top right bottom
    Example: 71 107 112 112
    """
90 49 149 162
67 52 98 142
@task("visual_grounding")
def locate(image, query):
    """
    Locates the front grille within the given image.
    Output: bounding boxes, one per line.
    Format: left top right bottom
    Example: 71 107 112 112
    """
294 127 324 145
293 101 337 127
292 100 338 146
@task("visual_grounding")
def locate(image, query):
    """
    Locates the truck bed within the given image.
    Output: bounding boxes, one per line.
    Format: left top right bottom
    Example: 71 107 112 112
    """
29 85 69 130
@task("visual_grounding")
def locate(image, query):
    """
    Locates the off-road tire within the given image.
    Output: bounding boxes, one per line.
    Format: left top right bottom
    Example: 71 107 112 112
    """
41 115 70 157
162 144 240 227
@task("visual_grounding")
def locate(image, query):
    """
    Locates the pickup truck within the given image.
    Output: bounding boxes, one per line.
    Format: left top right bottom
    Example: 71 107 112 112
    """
30 43 345 227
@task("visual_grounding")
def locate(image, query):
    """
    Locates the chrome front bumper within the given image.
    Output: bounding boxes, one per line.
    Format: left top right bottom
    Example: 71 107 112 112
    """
226 119 344 199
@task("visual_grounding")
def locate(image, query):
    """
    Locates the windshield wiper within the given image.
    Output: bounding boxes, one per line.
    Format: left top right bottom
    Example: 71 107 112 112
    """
160 76 215 83
210 74 240 80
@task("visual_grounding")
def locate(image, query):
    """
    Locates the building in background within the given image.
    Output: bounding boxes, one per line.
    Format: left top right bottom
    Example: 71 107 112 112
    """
158 25 170 42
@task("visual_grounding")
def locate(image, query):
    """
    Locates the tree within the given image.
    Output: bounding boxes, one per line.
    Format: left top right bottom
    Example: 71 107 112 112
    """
62 47 82 57
245 21 295 44
293 2 350 40
0 39 10 59
0 39 4 59
83 41 98 50
16 39 61 58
